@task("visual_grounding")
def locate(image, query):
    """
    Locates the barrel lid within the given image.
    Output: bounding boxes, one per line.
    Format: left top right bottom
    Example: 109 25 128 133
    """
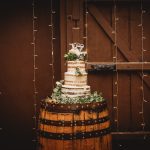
40 99 107 113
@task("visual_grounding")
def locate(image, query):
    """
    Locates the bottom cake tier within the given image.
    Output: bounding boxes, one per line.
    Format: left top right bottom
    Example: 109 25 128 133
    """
61 85 91 98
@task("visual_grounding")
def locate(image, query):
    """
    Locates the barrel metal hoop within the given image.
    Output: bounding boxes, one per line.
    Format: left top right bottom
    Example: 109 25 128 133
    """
40 116 110 126
40 101 107 113
39 127 111 140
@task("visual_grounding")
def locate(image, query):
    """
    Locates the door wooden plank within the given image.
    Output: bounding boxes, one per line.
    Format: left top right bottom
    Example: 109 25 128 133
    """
79 0 84 43
143 78 150 130
88 4 138 62
131 73 143 130
130 3 141 62
66 0 73 50
60 0 67 79
143 2 150 62
72 0 80 20
87 7 112 62
72 27 80 42
118 73 131 131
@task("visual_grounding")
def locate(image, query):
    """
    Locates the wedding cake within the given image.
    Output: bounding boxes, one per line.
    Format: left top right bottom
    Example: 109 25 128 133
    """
39 43 111 150
48 43 104 104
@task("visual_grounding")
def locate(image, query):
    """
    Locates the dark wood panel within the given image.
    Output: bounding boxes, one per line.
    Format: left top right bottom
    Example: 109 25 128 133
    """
143 3 150 62
60 0 67 79
130 3 141 61
88 72 113 124
131 73 143 131
118 73 131 131
88 5 112 62
0 0 60 149
72 0 80 20
88 4 138 62
66 0 73 50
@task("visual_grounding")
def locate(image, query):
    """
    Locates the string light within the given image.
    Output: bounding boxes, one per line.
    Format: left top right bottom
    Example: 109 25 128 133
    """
84 0 88 61
31 0 38 146
39 1 56 149
139 0 148 133
113 0 119 131
49 0 56 89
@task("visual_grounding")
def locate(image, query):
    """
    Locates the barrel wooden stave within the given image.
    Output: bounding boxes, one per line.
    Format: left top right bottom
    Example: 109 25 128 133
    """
40 109 110 133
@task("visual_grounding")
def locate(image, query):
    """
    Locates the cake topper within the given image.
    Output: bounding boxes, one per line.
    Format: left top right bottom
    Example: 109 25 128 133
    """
69 43 84 52
64 43 87 61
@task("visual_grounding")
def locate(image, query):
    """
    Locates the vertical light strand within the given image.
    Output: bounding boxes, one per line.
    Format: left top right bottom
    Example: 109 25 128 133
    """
84 0 88 61
49 0 56 89
0 91 2 131
113 0 119 130
31 0 38 145
139 0 147 135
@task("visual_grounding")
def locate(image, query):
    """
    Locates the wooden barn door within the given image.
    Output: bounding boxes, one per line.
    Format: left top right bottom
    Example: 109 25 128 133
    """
60 0 150 138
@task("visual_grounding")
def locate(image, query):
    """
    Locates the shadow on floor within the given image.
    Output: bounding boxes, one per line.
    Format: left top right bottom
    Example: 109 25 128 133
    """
112 139 150 150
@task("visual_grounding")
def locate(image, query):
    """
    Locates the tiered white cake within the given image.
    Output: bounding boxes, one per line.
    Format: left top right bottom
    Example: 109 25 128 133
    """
60 43 90 98
49 43 104 104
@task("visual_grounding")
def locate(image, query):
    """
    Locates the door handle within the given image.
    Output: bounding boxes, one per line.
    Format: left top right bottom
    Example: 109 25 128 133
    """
89 64 116 72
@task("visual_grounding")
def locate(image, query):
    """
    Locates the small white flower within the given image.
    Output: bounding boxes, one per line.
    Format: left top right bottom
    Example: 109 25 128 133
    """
56 81 61 86
81 51 87 56
69 49 80 56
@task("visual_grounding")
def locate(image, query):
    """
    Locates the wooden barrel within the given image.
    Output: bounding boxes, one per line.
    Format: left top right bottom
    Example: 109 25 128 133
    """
38 100 112 150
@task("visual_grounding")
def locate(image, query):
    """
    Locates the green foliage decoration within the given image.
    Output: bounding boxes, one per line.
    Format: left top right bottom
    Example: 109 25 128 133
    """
75 67 82 76
64 53 78 61
50 80 105 104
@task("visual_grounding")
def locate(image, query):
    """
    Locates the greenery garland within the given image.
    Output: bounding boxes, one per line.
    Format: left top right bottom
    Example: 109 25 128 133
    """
64 53 78 61
50 80 105 104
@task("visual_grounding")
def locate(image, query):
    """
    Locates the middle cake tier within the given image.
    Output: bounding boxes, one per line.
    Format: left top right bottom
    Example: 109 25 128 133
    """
64 72 87 86
62 85 91 98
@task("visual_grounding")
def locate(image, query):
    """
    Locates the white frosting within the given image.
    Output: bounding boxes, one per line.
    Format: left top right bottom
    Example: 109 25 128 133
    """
62 85 90 89
64 72 87 86
67 61 86 72
62 93 90 98
62 85 90 97
62 85 91 98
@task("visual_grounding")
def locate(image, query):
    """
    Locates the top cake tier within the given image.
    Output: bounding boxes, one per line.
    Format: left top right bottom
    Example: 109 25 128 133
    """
67 61 86 72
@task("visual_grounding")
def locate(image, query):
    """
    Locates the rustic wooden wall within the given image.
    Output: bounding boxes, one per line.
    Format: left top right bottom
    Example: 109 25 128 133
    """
60 0 150 138
0 0 150 149
0 0 60 149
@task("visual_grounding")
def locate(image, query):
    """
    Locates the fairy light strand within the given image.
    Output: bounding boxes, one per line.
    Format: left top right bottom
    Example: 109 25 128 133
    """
139 0 147 133
49 0 56 89
31 0 38 144
113 0 119 130
84 0 88 61
39 1 56 149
